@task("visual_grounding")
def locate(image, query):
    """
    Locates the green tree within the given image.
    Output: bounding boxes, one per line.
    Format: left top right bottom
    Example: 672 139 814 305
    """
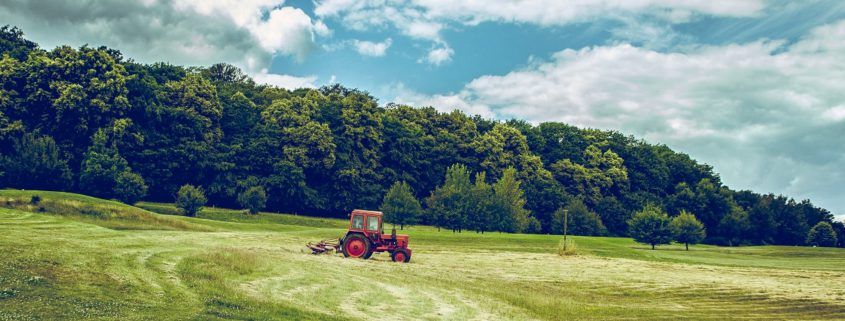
552 200 607 236
467 171 495 233
806 222 837 247
471 124 530 177
381 181 422 230
493 167 530 233
176 184 207 217
595 196 630 236
628 204 673 250
238 186 267 215
426 164 472 232
114 170 147 204
79 129 129 198
670 210 706 250
718 205 751 246
0 133 71 190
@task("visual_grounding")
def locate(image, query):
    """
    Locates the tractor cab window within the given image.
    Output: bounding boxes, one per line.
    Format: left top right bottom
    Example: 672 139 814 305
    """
352 215 364 229
367 216 380 231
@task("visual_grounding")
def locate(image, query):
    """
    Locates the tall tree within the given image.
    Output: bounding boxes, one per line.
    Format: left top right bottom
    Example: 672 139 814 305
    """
381 181 422 230
426 164 471 232
718 205 751 246
467 171 495 233
493 167 530 233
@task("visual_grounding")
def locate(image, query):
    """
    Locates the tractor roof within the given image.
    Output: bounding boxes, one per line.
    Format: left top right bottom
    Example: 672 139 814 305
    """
351 209 382 216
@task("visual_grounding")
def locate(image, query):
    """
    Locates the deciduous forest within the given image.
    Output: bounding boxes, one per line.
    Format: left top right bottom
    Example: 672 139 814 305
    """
1 26 842 246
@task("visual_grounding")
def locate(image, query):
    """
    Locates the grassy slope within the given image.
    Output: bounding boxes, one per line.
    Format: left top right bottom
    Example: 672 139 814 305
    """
2 190 845 320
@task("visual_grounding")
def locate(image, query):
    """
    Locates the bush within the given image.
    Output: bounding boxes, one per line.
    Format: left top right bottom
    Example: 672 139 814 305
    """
628 204 673 250
30 195 41 205
806 222 837 247
114 171 148 205
526 216 543 234
238 186 267 215
557 238 578 256
176 184 206 217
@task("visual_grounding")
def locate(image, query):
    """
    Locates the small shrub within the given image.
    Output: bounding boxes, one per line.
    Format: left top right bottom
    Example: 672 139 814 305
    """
237 186 267 215
0 288 18 299
526 216 543 234
114 170 148 205
176 184 207 217
30 195 41 205
557 238 578 256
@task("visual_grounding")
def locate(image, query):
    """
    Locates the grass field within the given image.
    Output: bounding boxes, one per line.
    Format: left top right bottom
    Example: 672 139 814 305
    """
2 190 845 320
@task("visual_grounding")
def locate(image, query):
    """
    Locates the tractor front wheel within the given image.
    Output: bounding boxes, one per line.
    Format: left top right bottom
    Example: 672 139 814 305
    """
342 234 371 259
391 249 410 263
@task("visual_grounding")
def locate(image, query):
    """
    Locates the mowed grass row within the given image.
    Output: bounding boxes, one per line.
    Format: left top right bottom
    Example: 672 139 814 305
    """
2 190 845 320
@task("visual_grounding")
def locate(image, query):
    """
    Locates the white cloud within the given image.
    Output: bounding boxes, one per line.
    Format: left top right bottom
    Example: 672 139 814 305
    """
0 0 329 82
410 0 765 25
390 83 495 118
314 0 766 67
251 6 324 62
421 45 454 66
352 38 393 57
395 19 845 214
252 70 319 90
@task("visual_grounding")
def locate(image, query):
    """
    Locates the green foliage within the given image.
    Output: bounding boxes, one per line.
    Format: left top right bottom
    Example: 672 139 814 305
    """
628 204 673 250
0 25 38 60
79 129 130 198
0 28 838 247
176 184 206 217
0 133 71 190
493 167 531 233
553 199 607 236
238 186 267 214
467 171 495 233
114 170 147 205
670 210 706 250
595 196 629 236
381 181 422 229
718 206 751 246
806 222 837 247
550 144 628 206
426 164 472 232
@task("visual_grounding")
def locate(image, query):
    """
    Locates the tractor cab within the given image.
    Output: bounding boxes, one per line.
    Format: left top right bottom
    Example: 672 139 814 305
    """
340 209 411 262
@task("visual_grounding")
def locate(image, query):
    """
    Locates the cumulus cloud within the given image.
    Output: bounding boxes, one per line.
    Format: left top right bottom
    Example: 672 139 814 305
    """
421 45 454 66
395 19 845 214
351 38 393 57
315 0 766 64
252 70 319 89
0 0 327 87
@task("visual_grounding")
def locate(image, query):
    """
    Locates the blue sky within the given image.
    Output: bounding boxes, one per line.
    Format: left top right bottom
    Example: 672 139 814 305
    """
1 0 844 219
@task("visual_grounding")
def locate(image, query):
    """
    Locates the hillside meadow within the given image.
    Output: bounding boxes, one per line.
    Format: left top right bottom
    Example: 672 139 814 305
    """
1 190 844 320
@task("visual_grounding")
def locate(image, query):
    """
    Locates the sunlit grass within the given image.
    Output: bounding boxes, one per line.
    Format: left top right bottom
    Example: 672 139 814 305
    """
2 190 845 320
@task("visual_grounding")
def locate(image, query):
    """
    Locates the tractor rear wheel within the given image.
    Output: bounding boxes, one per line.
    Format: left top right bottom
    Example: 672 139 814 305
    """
342 234 371 259
391 249 410 263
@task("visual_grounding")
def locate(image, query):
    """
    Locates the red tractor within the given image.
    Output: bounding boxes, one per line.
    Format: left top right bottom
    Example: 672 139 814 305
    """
307 209 412 262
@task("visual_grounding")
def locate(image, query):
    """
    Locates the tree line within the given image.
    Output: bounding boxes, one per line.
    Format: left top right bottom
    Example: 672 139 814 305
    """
1 26 843 247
